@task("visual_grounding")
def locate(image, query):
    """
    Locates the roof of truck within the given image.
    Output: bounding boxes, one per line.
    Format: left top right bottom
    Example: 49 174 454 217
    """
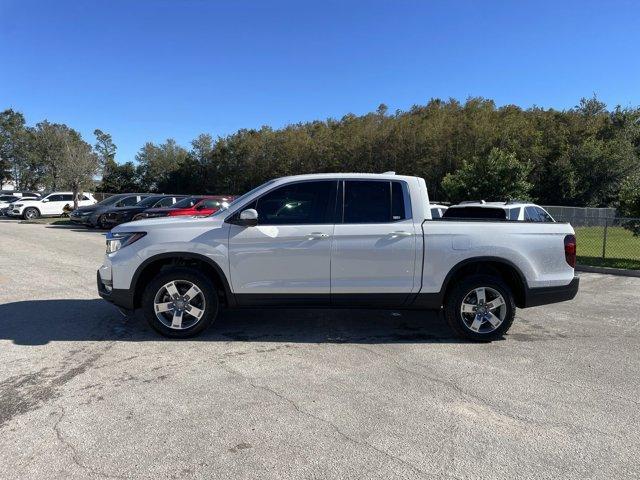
277 172 417 182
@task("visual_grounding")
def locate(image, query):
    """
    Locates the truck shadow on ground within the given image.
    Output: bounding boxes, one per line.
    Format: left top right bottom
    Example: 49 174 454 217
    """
0 299 472 345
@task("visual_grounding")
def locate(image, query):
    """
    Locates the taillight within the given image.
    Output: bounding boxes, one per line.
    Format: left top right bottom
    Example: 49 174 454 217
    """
564 234 576 268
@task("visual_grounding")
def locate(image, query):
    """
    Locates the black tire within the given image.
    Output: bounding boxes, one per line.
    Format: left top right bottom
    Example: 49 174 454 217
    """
22 207 40 220
141 267 219 338
96 215 108 229
444 274 516 342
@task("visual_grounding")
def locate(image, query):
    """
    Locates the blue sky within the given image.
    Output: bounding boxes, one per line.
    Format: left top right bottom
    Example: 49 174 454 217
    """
1 0 639 163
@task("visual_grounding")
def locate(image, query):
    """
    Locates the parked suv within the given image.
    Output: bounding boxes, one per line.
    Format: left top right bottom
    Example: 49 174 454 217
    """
443 201 555 222
98 173 578 341
100 195 185 229
0 194 39 216
70 193 150 228
132 195 235 221
9 192 96 219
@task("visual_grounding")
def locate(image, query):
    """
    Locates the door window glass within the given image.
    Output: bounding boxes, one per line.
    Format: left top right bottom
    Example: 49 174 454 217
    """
525 206 541 221
202 199 221 209
430 207 441 219
119 196 140 207
391 182 407 221
155 197 175 208
508 208 520 220
47 194 63 201
343 181 391 223
535 207 554 222
254 181 335 225
61 194 74 201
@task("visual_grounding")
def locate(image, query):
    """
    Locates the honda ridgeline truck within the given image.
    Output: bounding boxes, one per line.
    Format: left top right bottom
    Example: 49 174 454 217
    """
97 173 579 341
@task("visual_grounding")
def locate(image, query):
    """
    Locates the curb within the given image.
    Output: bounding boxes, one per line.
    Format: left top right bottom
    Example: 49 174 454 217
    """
576 265 640 278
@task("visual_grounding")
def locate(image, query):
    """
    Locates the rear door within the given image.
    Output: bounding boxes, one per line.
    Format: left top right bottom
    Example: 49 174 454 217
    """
331 180 418 305
42 194 70 214
228 180 338 304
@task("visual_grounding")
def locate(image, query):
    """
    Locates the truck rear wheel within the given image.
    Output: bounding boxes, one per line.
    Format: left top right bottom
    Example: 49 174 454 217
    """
141 268 218 338
444 274 515 341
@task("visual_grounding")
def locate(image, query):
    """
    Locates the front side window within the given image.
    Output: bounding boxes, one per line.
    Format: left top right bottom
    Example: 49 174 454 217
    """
118 196 140 207
508 208 520 220
155 197 176 208
251 181 336 225
525 206 541 222
201 199 222 209
343 180 408 223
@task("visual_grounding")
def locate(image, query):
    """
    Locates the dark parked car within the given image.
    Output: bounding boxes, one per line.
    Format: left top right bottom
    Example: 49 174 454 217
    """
132 195 235 221
70 193 150 228
100 195 186 229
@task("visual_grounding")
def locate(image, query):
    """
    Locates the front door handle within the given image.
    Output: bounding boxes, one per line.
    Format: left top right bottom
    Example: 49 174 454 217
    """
390 231 413 237
308 232 330 239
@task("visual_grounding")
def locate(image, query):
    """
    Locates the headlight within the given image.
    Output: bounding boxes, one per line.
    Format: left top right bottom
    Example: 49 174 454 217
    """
106 231 146 254
13 204 23 208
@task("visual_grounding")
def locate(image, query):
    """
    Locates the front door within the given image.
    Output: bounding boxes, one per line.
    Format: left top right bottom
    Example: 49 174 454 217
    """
228 180 338 305
331 180 418 306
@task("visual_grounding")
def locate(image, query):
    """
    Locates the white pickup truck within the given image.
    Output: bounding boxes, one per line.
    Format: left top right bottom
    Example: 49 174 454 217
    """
97 173 579 341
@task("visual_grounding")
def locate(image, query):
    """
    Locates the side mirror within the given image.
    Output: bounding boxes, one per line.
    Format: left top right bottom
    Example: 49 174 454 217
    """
238 208 258 227
42 198 49 202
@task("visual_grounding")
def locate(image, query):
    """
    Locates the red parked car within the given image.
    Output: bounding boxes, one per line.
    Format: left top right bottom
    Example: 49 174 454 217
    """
132 195 235 221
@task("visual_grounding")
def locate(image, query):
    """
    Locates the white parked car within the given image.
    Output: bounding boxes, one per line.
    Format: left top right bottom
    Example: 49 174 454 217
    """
98 173 578 341
0 194 39 215
443 201 555 222
8 192 97 220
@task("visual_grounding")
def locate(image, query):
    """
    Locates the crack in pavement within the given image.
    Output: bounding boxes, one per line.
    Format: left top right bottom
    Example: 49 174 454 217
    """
217 360 440 480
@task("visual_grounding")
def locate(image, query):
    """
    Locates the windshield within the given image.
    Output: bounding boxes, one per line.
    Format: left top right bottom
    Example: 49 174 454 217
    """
135 195 165 208
172 196 202 208
210 180 277 217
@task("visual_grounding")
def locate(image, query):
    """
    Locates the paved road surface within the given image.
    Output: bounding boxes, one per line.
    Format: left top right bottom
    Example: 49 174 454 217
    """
0 219 638 479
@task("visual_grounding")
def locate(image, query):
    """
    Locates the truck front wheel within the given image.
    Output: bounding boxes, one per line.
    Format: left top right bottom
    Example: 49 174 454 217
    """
444 274 515 341
142 268 219 338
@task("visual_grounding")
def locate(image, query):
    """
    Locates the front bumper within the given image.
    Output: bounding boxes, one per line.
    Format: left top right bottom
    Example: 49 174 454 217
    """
523 276 580 308
97 270 135 310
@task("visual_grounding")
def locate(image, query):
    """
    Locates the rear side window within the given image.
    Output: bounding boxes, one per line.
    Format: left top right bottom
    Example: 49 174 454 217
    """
344 181 390 223
253 181 336 225
48 194 63 201
431 207 442 219
60 194 74 201
508 208 520 220
342 180 408 223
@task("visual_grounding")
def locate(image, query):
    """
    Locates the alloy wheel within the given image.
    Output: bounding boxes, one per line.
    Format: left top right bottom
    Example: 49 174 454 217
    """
153 280 206 330
460 286 507 334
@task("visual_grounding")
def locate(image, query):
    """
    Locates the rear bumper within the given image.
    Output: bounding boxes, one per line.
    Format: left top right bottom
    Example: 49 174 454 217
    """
523 276 579 308
97 271 135 310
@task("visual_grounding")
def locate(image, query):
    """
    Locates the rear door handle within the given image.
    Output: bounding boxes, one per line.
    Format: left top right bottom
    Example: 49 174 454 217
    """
308 232 330 239
390 231 413 237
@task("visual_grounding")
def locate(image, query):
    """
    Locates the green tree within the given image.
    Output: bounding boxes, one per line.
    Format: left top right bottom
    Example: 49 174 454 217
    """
441 148 532 202
136 139 189 191
98 161 139 193
619 173 640 236
0 109 29 186
58 135 100 208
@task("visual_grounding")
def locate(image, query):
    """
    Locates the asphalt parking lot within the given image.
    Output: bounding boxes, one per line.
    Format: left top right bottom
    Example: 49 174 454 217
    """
0 219 638 480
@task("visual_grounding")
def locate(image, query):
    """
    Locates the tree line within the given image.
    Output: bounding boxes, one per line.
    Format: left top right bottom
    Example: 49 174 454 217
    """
1 97 639 216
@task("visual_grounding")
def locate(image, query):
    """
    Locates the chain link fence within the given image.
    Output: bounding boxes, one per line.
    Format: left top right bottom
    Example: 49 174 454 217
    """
546 207 640 270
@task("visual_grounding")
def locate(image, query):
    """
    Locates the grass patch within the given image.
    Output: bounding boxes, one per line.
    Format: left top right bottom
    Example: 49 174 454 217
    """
575 226 640 269
577 256 640 270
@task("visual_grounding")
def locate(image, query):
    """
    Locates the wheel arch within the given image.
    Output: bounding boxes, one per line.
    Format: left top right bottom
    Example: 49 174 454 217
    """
131 253 235 309
441 257 528 308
